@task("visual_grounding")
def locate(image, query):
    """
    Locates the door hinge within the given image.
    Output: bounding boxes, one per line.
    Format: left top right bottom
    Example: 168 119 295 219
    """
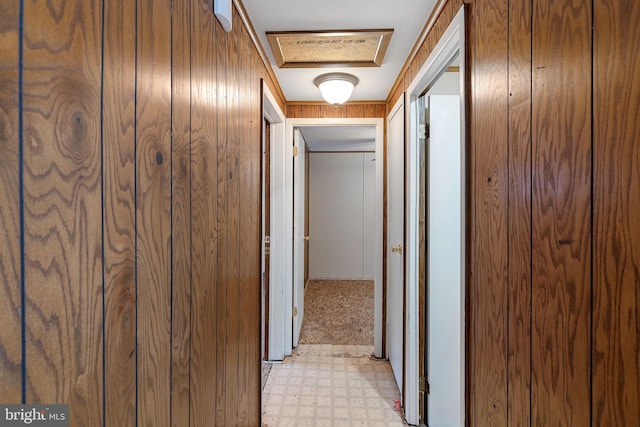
293 146 298 157
419 124 427 139
292 307 298 317
419 376 429 394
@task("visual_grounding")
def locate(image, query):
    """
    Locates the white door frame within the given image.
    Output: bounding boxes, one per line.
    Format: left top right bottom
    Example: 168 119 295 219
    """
404 6 466 425
262 84 289 361
285 117 385 358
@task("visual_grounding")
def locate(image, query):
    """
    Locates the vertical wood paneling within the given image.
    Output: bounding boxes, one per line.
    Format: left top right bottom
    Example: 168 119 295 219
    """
593 0 640 425
237 18 255 424
531 1 592 425
470 0 509 424
5 0 280 424
22 0 103 424
248 81 262 427
507 0 532 424
226 10 241 423
251 29 263 425
136 0 172 424
190 0 218 425
103 0 137 423
387 1 640 425
0 0 21 403
171 0 192 423
215 20 230 425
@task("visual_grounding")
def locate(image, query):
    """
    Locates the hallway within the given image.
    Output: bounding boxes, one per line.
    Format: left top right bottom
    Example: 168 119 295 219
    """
262 345 405 426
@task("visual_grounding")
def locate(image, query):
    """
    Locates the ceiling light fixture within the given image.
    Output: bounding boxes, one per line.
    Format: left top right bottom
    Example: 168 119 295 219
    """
313 73 359 106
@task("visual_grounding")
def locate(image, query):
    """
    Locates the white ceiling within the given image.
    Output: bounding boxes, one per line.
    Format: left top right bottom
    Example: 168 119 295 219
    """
241 0 438 102
300 126 376 151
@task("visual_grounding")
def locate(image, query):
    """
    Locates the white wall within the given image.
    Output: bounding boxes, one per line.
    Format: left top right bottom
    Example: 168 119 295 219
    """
427 70 459 95
308 152 375 279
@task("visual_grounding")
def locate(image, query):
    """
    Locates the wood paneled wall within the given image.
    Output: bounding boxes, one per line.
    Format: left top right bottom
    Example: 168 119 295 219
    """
0 0 282 425
390 0 639 424
286 102 386 119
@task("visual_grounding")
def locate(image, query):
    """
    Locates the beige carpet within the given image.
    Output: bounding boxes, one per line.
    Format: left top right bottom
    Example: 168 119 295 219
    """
298 279 374 346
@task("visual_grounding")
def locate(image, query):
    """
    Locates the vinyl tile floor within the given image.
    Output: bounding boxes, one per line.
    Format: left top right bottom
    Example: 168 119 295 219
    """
262 344 406 427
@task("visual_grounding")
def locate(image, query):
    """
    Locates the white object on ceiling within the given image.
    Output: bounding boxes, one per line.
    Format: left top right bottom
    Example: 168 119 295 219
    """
241 0 438 102
215 0 233 32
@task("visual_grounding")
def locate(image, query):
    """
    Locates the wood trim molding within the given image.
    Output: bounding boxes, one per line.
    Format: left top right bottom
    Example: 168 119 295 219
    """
286 100 387 106
234 0 287 103
385 0 448 103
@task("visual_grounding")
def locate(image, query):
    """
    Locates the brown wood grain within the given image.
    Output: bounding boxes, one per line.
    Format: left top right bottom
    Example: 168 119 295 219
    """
22 0 103 424
100 0 137 423
226 10 242 422
102 0 137 424
0 0 22 403
233 0 287 109
237 18 253 424
171 0 192 424
507 0 532 425
136 0 173 424
6 0 280 424
286 102 386 118
215 20 230 426
593 0 640 425
251 46 265 424
190 0 218 424
531 1 592 425
469 0 509 424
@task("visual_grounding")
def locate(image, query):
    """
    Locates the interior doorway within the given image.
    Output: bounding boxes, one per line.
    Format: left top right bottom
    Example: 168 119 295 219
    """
262 115 400 426
262 116 385 361
406 7 467 426
285 118 385 358
300 133 377 347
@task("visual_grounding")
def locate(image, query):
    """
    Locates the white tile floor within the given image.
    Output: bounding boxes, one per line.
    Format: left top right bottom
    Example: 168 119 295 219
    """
262 345 406 427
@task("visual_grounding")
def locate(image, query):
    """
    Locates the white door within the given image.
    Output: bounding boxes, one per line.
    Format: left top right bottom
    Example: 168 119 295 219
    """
427 95 463 426
387 98 405 393
292 129 306 347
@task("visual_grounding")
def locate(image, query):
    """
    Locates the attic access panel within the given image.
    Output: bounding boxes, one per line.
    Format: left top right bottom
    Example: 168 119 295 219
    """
266 29 393 68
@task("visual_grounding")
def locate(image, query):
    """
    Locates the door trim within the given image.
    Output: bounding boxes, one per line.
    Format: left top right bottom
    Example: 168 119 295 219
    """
262 83 288 361
285 117 385 358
